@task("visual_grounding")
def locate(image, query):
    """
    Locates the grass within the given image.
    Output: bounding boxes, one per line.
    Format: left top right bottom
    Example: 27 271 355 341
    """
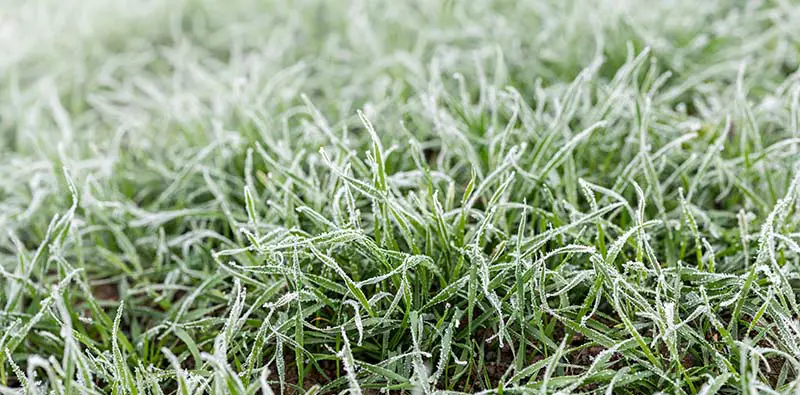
1 0 800 393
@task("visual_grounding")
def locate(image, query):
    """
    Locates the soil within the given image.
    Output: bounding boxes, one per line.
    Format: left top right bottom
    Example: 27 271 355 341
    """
92 282 120 301
265 353 338 394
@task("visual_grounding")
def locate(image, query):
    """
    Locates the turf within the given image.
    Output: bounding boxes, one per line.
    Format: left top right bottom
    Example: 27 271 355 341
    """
1 0 800 393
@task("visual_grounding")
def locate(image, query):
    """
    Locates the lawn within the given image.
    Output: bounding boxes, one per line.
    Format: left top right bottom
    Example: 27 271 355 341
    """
2 0 800 393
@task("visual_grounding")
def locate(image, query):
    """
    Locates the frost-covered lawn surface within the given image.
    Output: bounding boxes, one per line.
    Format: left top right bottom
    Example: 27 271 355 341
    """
3 0 800 393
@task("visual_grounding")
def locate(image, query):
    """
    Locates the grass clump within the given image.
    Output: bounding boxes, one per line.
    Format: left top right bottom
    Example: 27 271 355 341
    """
2 0 800 393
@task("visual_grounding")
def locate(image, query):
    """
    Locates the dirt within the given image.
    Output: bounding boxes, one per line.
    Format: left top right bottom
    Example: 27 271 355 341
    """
571 346 605 367
265 353 338 394
681 353 694 369
91 282 120 301
576 382 600 392
484 342 516 389
257 319 625 393
763 356 785 388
